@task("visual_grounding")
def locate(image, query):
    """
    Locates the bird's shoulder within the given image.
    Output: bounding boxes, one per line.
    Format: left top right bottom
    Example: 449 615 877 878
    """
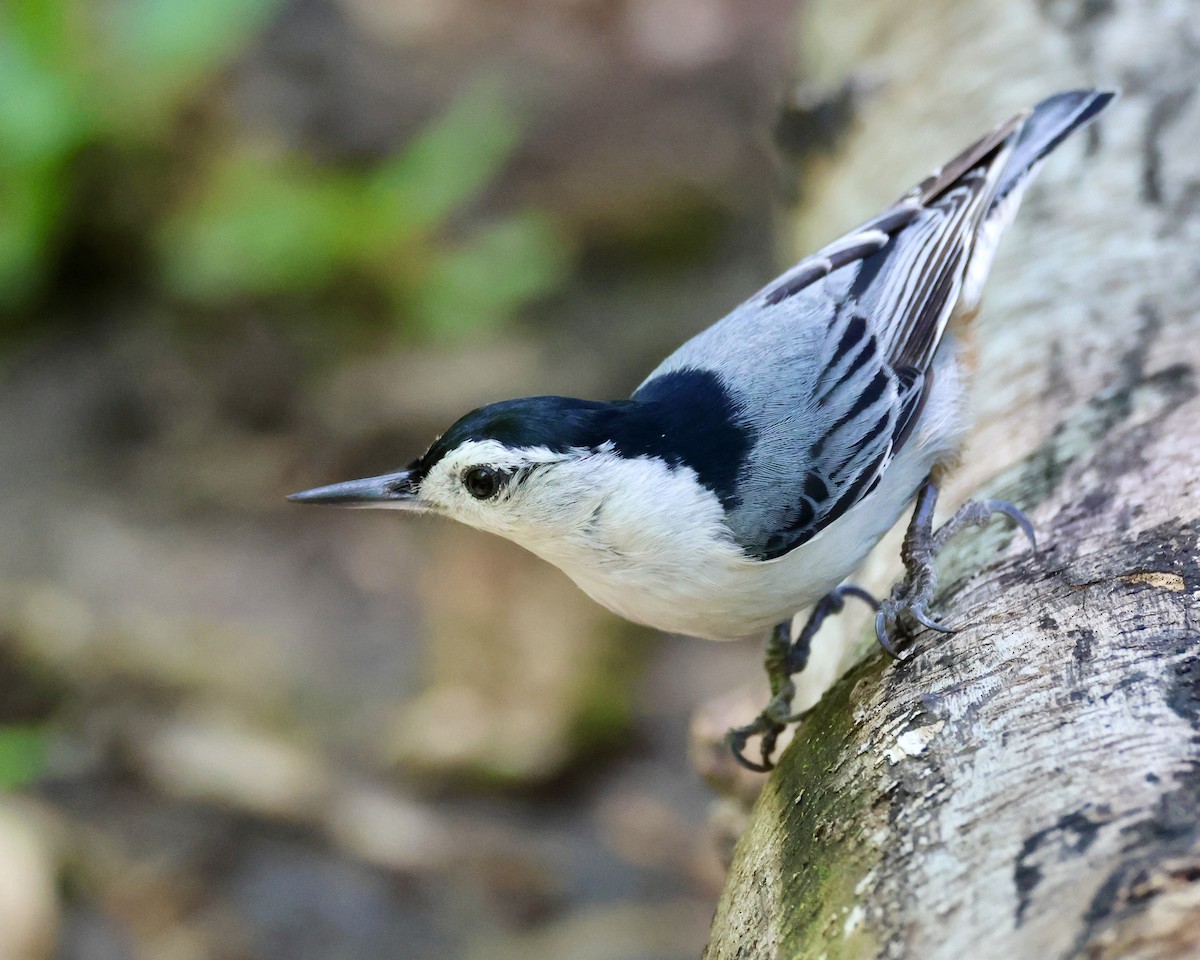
643 317 925 562
636 222 944 560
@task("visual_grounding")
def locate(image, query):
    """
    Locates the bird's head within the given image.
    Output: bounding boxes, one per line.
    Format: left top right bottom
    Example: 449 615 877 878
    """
290 370 753 574
288 396 629 547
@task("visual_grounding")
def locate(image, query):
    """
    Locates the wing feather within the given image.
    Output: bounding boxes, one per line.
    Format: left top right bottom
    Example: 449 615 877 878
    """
748 120 1022 559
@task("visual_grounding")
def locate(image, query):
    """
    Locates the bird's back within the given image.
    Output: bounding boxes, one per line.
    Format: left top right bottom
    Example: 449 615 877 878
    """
635 90 1115 563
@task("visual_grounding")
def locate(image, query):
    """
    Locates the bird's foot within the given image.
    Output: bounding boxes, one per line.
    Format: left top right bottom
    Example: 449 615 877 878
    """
875 479 1036 658
727 585 877 772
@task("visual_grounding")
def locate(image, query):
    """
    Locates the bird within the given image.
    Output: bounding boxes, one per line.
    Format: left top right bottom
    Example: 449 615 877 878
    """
290 89 1116 771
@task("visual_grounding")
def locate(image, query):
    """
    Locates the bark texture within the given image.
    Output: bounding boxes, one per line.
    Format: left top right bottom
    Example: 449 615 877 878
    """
705 1 1200 957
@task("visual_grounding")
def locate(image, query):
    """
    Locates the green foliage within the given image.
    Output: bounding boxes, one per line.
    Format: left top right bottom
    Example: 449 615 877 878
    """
0 725 46 790
368 82 522 237
160 156 363 301
411 209 568 340
0 0 569 341
114 0 279 98
160 83 569 341
0 0 280 308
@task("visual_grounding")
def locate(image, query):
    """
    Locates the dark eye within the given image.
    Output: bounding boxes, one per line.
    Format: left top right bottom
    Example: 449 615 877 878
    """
463 466 501 500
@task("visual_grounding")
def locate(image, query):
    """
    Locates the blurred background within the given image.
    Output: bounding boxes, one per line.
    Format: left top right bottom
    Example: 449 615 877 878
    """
0 0 804 957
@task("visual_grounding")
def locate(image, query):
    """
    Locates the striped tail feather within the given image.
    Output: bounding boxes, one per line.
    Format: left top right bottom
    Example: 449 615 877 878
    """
993 89 1117 206
961 88 1117 310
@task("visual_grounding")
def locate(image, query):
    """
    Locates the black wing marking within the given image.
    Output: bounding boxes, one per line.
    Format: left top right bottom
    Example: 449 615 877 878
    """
756 311 928 560
749 114 1028 561
757 110 1023 314
868 112 1025 371
865 172 994 372
733 95 1115 562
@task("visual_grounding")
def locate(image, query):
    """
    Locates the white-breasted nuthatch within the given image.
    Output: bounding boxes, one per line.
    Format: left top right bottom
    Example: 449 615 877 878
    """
291 89 1115 770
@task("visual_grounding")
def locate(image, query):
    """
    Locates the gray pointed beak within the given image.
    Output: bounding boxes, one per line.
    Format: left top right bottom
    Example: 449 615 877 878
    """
287 469 425 510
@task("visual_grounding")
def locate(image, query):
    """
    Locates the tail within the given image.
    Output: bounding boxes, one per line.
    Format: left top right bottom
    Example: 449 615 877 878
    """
993 89 1117 205
961 88 1117 309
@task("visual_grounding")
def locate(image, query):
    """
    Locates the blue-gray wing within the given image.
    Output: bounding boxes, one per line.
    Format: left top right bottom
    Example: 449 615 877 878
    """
637 90 1113 560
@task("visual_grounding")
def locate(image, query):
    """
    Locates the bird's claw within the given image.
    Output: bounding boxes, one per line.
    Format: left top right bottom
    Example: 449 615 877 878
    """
911 603 954 634
876 482 1037 658
727 679 794 771
982 499 1038 550
875 598 954 659
727 691 818 772
727 721 779 773
727 584 877 771
875 608 902 659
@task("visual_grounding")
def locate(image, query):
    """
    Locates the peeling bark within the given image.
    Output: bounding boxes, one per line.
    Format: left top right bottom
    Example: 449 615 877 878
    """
704 1 1200 957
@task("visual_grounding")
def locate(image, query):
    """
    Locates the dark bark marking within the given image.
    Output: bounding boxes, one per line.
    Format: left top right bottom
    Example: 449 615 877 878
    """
1072 628 1095 662
1075 866 1130 948
1066 639 1200 957
1043 339 1072 405
1166 179 1200 234
1075 0 1114 27
1002 523 1200 934
774 79 860 164
1065 519 1200 593
1013 809 1108 926
1013 305 1193 514
1031 0 1113 64
1142 87 1194 205
1034 0 1113 29
1099 670 1150 703
1166 652 1200 732
1116 301 1164 414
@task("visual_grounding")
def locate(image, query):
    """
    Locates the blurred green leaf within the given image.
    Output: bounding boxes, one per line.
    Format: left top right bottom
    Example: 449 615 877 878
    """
0 0 288 312
111 0 281 90
0 726 46 790
161 156 361 299
0 163 71 308
367 81 523 238
414 211 570 340
5 0 74 63
0 0 571 340
0 15 90 168
161 81 569 339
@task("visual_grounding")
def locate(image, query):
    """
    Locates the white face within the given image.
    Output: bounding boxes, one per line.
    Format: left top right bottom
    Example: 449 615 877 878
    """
412 433 742 573
414 439 608 546
399 436 763 638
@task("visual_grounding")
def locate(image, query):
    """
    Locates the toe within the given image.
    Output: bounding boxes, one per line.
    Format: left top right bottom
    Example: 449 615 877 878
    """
875 609 903 658
910 604 955 634
726 726 775 773
982 499 1037 550
841 584 881 611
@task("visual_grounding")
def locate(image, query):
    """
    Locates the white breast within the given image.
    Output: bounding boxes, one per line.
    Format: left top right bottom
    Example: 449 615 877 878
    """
528 443 932 640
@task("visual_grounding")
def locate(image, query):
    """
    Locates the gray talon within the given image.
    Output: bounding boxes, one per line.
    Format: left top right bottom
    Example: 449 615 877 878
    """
727 726 773 773
877 478 1037 659
730 584 877 769
982 499 1038 550
911 605 955 634
876 608 902 658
